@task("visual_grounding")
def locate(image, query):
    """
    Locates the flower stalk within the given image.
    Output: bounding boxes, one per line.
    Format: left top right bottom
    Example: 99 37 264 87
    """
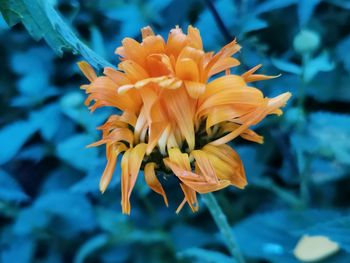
202 193 245 263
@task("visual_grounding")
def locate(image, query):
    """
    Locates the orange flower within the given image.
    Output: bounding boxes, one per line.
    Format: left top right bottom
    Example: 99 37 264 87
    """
79 26 291 214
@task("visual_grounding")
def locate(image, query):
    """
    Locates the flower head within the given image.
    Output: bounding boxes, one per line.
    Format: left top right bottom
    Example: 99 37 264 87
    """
79 25 291 214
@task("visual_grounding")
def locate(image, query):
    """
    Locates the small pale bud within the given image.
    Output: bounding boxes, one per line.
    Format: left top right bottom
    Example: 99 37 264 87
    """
293 29 321 54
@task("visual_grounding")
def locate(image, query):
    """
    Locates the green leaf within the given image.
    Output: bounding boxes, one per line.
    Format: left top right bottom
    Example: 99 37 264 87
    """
337 35 350 72
1 237 35 263
307 216 350 253
0 0 113 69
56 134 99 172
177 248 235 263
0 119 39 165
271 58 302 75
234 210 342 263
33 192 97 237
291 111 350 185
74 234 109 263
298 0 321 26
0 169 29 202
304 51 335 82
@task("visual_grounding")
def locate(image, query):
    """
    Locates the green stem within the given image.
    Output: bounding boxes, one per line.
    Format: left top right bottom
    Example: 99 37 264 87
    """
202 193 245 263
252 178 303 208
298 53 311 208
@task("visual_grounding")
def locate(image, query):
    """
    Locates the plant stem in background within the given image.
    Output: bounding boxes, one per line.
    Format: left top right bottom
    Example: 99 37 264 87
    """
298 53 311 208
252 177 303 208
202 193 246 263
203 0 233 42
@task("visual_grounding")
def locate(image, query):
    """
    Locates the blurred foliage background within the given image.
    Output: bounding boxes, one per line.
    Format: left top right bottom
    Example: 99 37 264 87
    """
0 0 350 262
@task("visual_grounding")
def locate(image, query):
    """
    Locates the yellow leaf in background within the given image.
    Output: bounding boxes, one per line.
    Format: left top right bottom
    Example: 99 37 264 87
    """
293 235 340 262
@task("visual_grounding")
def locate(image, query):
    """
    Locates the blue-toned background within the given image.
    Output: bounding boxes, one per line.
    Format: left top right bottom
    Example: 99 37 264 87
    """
1 0 350 262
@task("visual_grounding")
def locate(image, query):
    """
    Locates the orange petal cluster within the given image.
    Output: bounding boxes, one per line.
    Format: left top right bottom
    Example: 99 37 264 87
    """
79 25 291 214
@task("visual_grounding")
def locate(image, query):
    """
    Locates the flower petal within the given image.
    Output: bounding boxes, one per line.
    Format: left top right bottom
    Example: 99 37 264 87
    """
84 76 137 112
117 38 147 67
205 104 256 131
167 147 191 170
164 88 195 151
242 64 281 83
144 162 168 206
187 25 203 50
78 61 97 82
164 158 229 194
121 149 131 214
100 143 127 193
128 143 147 198
121 143 147 214
143 35 166 56
191 150 218 183
176 58 199 81
141 26 155 39
118 60 149 83
166 26 188 58
103 67 131 86
87 127 134 147
208 57 240 77
184 81 206 99
203 144 247 189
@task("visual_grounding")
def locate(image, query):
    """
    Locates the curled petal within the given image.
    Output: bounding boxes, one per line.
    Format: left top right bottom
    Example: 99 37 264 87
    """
87 127 134 148
203 144 247 189
100 143 127 193
220 122 264 144
167 147 191 170
178 183 198 213
144 162 168 206
242 64 281 83
208 57 240 77
164 158 230 194
191 150 218 183
205 104 256 131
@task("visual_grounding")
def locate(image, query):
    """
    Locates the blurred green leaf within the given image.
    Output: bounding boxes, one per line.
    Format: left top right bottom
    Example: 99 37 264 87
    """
307 215 350 253
0 169 29 202
1 237 35 263
255 0 297 15
0 119 39 165
337 35 350 72
177 248 234 263
234 210 342 262
56 134 99 171
304 51 335 82
0 0 112 69
271 58 302 75
74 234 109 263
171 224 216 250
33 192 97 237
14 207 49 235
298 0 321 26
291 112 350 180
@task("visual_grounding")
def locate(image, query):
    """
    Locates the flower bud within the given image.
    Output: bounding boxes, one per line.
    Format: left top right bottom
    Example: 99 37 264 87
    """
293 29 320 54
